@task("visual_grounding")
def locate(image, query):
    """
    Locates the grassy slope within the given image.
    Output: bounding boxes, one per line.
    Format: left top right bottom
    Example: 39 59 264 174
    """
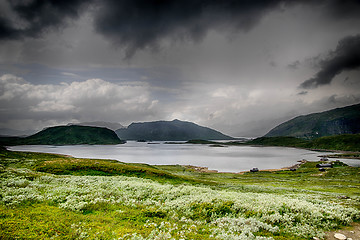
305 134 360 152
265 103 360 139
157 161 360 196
0 148 197 185
1 148 359 239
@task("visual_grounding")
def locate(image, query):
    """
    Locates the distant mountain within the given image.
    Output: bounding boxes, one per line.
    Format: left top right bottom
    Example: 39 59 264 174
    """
68 121 125 130
116 119 234 141
265 103 360 139
5 125 124 145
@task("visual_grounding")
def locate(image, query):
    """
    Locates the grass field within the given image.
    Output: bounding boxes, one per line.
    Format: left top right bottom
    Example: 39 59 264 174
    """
1 147 359 239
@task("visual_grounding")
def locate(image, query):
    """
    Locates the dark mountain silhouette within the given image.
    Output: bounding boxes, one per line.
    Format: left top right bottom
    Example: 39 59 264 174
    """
116 119 233 141
5 125 124 145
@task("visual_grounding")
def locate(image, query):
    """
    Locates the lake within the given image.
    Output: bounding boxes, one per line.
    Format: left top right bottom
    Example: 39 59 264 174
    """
9 142 360 172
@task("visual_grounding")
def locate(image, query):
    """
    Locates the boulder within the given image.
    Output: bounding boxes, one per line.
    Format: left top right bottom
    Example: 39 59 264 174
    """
316 163 333 168
334 233 347 240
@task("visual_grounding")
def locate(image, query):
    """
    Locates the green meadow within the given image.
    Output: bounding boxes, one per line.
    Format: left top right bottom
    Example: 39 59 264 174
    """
1 146 359 239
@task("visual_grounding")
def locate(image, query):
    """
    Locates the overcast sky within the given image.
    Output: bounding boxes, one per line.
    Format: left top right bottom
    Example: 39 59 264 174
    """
1 0 360 137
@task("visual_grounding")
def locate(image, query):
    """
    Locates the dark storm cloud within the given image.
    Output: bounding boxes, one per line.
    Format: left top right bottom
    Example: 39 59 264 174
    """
0 16 20 39
2 0 360 58
297 91 308 96
0 0 90 40
93 0 309 58
287 60 300 70
323 0 360 20
299 34 360 89
92 0 360 58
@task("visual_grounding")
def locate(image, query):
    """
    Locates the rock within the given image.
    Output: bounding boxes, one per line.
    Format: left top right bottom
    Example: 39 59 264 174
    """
334 233 347 240
313 237 320 240
347 238 352 240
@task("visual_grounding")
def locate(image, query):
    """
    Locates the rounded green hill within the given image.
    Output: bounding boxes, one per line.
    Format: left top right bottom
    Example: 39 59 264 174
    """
14 125 124 145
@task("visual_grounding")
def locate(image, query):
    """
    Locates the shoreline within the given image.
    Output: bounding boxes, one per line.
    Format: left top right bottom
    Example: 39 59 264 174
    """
184 159 309 174
6 145 359 175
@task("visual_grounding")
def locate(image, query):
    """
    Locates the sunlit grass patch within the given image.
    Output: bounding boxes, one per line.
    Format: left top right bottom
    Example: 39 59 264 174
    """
0 203 166 239
0 204 87 239
33 156 204 185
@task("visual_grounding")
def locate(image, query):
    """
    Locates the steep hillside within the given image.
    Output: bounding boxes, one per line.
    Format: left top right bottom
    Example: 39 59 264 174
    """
265 103 360 139
7 125 124 145
116 119 233 141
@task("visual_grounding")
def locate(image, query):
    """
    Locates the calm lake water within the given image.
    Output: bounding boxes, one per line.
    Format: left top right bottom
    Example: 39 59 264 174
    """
9 142 360 172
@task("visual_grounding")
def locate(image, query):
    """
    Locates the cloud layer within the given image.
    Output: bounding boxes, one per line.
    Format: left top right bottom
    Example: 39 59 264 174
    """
0 0 90 40
2 0 359 58
1 0 360 136
0 74 158 130
299 34 360 89
94 0 294 58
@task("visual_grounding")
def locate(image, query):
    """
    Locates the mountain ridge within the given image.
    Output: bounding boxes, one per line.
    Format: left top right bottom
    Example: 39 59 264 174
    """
116 119 234 141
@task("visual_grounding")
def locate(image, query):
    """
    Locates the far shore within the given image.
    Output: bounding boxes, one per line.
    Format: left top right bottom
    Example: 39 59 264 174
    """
6 144 360 175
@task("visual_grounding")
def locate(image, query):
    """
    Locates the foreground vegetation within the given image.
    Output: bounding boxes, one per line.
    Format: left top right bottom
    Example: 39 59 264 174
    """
1 147 359 239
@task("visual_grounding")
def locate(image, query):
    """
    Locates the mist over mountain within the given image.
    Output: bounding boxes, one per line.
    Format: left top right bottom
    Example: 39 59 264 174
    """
116 119 234 141
68 121 125 131
265 103 360 139
0 128 36 137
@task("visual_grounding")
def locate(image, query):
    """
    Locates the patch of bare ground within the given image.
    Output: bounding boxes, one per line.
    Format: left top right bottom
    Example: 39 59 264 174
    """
324 222 360 240
184 165 219 173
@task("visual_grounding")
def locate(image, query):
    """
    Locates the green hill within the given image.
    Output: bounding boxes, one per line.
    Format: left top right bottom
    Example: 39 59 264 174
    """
4 125 124 145
265 103 360 139
246 136 308 147
304 134 360 152
246 134 360 152
116 119 233 141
